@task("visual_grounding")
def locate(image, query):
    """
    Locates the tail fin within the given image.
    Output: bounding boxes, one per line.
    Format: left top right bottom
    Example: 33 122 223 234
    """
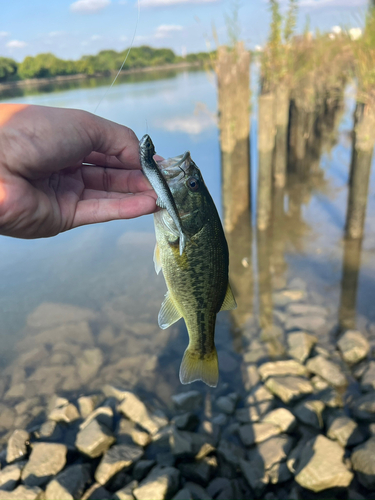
179 347 219 388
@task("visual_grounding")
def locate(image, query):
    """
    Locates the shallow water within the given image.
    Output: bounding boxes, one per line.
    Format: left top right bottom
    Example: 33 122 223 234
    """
0 69 375 437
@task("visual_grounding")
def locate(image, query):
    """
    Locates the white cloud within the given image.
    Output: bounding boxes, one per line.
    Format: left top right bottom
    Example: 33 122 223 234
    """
155 24 183 39
70 0 111 13
48 31 66 37
0 32 9 37
6 40 27 49
160 113 216 135
140 0 218 7
91 34 104 40
119 35 128 41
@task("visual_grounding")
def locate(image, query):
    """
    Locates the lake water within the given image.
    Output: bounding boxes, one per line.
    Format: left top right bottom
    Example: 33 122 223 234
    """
1 69 375 441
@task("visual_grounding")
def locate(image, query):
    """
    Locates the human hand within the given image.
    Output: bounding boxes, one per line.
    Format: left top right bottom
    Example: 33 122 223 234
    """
0 104 158 238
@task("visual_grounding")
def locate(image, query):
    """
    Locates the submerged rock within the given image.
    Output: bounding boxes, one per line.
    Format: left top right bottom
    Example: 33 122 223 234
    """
247 435 294 470
113 480 138 500
171 391 203 412
306 355 347 388
6 430 29 464
351 392 375 421
44 464 91 500
285 316 325 332
238 422 281 446
361 362 375 392
351 437 375 489
258 360 308 380
265 376 313 403
0 485 43 500
133 466 180 500
327 412 364 447
21 443 67 487
337 330 369 364
95 444 143 485
294 400 325 429
294 435 353 492
75 419 115 458
287 332 317 363
261 408 296 433
0 461 26 491
119 392 167 435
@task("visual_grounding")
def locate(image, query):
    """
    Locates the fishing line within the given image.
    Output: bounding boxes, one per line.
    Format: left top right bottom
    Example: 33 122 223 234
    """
93 0 141 115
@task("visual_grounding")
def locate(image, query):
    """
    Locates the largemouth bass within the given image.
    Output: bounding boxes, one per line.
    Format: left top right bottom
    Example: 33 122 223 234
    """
139 134 187 255
153 151 237 387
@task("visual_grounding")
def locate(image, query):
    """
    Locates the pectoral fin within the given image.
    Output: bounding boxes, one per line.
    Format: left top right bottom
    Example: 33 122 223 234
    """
158 291 182 329
153 243 161 275
220 283 237 311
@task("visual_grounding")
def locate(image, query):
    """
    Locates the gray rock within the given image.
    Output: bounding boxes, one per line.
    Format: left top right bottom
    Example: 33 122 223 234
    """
27 302 96 329
361 361 375 391
306 356 347 388
169 430 214 458
78 396 100 419
287 435 317 474
258 360 308 380
287 303 327 316
4 383 26 401
133 460 156 481
217 439 245 466
317 387 343 408
294 435 353 492
0 406 16 432
95 443 143 485
113 480 138 500
49 403 80 424
351 437 375 489
245 384 274 416
75 419 115 458
351 391 375 421
265 376 313 403
171 413 199 431
273 289 305 306
337 330 369 364
294 400 325 429
215 394 237 415
133 466 180 500
327 412 364 447
172 488 193 500
239 459 268 495
287 332 317 363
285 315 325 332
238 422 281 446
156 453 175 467
206 478 231 498
0 461 26 491
311 375 329 391
171 391 203 412
6 430 29 464
241 364 260 391
0 485 43 500
247 435 294 470
36 420 64 442
211 413 228 426
268 461 293 484
179 457 215 485
80 406 113 431
119 392 167 435
184 482 212 500
45 464 91 500
235 407 262 424
21 442 67 487
81 483 112 500
77 348 103 384
262 408 296 433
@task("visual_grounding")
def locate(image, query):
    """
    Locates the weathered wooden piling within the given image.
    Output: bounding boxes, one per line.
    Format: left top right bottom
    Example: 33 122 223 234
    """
345 102 375 240
257 92 276 230
216 42 251 235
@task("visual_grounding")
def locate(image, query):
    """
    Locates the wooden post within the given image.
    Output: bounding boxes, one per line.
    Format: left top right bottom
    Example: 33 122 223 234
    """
345 102 375 239
257 92 276 230
273 84 290 188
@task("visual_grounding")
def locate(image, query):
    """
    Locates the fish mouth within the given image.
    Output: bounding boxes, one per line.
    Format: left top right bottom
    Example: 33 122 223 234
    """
156 152 191 184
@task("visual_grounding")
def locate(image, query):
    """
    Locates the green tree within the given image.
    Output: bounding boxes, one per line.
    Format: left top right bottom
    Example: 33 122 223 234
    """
0 57 18 81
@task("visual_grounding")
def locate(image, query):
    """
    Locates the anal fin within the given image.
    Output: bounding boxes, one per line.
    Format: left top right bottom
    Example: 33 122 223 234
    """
220 283 237 311
153 243 161 275
158 291 182 329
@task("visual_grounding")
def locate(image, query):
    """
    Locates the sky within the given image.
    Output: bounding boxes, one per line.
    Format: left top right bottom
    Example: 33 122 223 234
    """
0 0 368 62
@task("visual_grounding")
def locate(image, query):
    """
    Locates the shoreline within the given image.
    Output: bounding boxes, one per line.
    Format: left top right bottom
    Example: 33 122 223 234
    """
0 61 203 91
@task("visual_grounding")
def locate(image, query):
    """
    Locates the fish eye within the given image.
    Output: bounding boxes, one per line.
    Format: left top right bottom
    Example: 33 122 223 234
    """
187 177 199 192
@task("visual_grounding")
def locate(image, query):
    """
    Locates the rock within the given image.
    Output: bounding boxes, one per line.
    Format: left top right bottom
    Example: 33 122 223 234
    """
133 460 156 481
45 464 91 500
240 459 268 495
287 332 317 363
294 435 353 492
95 443 143 485
306 356 347 388
318 387 343 408
273 290 305 306
215 394 237 415
285 315 326 332
179 457 215 485
258 360 308 380
133 466 180 500
337 330 369 364
217 351 237 373
241 364 260 391
206 478 231 498
265 376 313 403
77 348 103 384
268 461 293 484
156 453 175 468
245 384 274 416
0 485 43 500
21 443 67 487
351 391 375 421
113 480 138 500
75 419 115 458
361 362 375 391
27 302 96 329
36 420 64 442
184 482 212 500
0 461 26 491
294 400 325 429
169 430 214 458
238 422 281 446
80 406 113 431
78 396 100 418
327 412 364 447
217 439 245 466
119 392 166 435
6 430 29 463
131 429 151 448
351 437 375 489
172 413 199 431
311 375 329 391
171 391 203 412
172 488 193 500
0 406 16 432
287 303 327 316
247 435 294 470
81 483 112 500
4 383 27 400
235 407 262 424
49 402 80 424
262 408 296 433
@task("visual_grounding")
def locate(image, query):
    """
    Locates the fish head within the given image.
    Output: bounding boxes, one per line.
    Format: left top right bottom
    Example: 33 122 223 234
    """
139 134 155 157
157 152 211 235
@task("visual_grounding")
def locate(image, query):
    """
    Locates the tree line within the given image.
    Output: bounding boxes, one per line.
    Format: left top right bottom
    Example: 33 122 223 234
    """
0 46 212 82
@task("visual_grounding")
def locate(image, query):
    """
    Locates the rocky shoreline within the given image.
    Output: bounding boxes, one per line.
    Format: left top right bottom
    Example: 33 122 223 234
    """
0 315 375 500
